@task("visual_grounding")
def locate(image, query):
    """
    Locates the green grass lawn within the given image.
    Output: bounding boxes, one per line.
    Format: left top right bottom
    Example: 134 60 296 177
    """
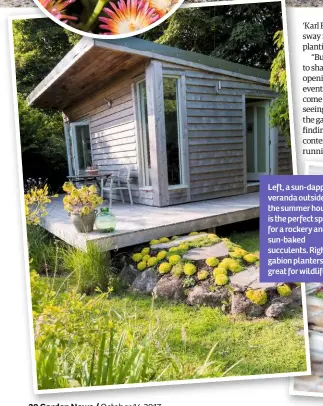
34 227 307 386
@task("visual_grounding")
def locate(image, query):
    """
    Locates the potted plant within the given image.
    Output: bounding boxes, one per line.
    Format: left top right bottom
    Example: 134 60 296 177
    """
86 164 99 176
63 182 103 233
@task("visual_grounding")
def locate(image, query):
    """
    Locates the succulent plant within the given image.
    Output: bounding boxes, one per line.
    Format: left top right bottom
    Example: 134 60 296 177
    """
157 250 167 260
246 289 267 305
277 284 292 297
132 253 143 263
159 262 172 274
169 255 181 265
206 257 219 267
197 270 209 281
137 261 147 271
183 263 197 276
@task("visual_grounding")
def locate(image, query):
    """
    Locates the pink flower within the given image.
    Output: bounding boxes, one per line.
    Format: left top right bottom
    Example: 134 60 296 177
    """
39 0 77 22
148 0 179 16
99 0 160 35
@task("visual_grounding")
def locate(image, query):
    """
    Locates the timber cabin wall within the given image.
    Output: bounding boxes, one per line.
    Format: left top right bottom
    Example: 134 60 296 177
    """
64 57 292 207
169 64 285 203
278 132 293 174
64 63 153 205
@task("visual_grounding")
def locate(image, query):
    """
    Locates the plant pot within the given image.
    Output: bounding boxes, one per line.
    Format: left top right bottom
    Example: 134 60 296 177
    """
70 212 96 233
95 207 116 233
86 169 99 176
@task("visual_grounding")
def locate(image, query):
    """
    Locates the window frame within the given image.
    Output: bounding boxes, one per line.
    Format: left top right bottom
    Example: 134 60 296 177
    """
69 121 92 176
162 74 187 189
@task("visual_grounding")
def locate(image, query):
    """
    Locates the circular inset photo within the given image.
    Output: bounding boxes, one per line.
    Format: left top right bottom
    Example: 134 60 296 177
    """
34 0 183 38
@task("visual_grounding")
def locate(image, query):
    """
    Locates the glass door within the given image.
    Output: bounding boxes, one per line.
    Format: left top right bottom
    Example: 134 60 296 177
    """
70 122 92 175
246 101 270 181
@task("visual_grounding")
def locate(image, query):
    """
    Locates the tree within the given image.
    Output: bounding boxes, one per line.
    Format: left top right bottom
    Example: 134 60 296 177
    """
13 19 80 190
269 30 290 141
142 3 283 70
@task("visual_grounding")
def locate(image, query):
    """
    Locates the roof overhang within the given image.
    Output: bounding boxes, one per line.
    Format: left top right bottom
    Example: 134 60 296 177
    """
27 37 149 110
27 37 271 110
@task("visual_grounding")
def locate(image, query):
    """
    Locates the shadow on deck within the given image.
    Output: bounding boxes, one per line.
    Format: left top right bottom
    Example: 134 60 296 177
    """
41 193 260 251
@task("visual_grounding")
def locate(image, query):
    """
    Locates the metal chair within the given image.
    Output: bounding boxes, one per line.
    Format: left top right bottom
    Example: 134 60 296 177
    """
100 167 133 208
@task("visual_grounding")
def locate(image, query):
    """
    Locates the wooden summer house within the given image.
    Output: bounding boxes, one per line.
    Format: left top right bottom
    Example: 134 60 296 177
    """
28 36 292 207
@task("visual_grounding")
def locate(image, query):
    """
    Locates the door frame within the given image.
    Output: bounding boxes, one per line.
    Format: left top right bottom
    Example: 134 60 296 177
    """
243 96 278 187
69 121 91 176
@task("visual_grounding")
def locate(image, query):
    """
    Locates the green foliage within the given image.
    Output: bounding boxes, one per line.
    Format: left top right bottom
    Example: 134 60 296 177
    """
171 263 184 278
147 257 158 267
169 255 181 265
183 277 196 288
215 274 229 286
243 253 258 264
227 260 243 273
246 289 267 305
183 263 197 276
27 225 61 274
141 247 150 256
277 284 292 297
197 270 209 281
157 250 167 260
159 237 170 243
142 255 151 262
13 19 79 189
142 3 283 70
132 253 143 263
213 267 227 278
62 244 114 295
137 261 147 272
159 262 172 274
269 30 290 141
206 257 219 267
150 239 160 245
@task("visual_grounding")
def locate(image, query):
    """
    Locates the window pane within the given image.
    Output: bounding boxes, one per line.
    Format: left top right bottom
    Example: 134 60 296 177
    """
138 81 151 186
75 125 91 172
163 77 182 186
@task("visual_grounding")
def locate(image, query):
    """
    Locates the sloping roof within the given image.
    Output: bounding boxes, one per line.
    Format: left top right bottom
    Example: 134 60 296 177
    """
96 37 270 81
28 36 270 110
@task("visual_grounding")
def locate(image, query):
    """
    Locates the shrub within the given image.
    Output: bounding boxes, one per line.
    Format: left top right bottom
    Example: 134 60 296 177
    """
147 257 158 267
62 244 113 295
157 250 167 260
132 253 143 263
218 258 232 271
183 277 195 288
227 259 243 273
229 248 248 259
159 237 170 243
150 239 160 245
141 247 150 255
178 243 189 251
159 262 172 274
27 225 62 274
277 284 292 297
246 289 267 305
215 274 229 285
62 183 103 216
142 254 151 262
137 261 147 271
183 263 197 276
213 267 227 278
206 257 219 267
169 255 181 265
197 270 209 281
243 253 258 264
171 263 184 278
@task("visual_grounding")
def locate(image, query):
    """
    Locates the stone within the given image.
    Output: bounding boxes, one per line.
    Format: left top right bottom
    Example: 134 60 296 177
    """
265 302 289 318
153 276 186 301
231 292 265 317
131 269 159 294
119 264 139 286
151 233 208 249
183 242 229 261
230 266 277 290
186 284 230 307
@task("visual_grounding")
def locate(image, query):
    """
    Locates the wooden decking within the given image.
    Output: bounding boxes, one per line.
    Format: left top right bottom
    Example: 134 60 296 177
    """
41 192 259 251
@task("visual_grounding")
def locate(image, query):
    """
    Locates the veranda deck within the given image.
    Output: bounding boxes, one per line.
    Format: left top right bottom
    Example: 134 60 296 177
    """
41 192 259 251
